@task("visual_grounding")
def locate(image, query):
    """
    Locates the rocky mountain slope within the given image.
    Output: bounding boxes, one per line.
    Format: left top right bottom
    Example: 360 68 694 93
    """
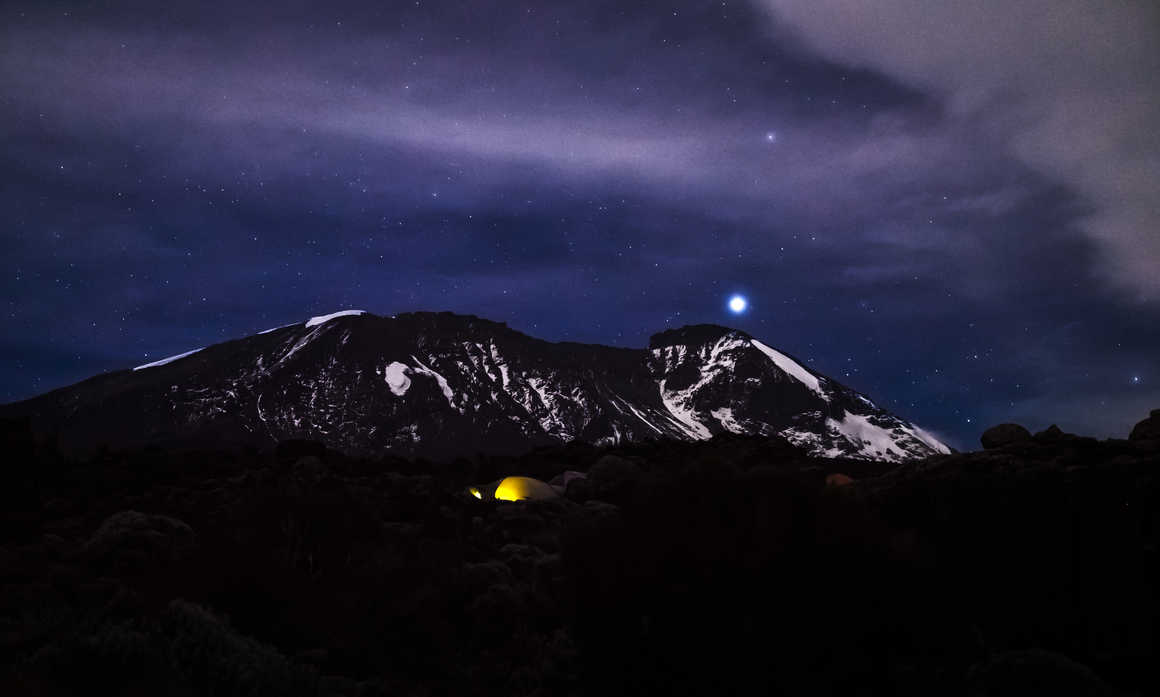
1 310 949 460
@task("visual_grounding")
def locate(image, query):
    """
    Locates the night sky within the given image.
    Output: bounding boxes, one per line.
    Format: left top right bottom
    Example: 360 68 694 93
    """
3 1 1159 449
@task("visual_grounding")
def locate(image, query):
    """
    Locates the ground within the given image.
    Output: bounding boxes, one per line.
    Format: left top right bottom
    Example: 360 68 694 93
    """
1 425 1156 696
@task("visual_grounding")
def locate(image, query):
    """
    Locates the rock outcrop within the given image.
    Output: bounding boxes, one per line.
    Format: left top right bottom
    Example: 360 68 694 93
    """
980 423 1032 449
1129 409 1160 441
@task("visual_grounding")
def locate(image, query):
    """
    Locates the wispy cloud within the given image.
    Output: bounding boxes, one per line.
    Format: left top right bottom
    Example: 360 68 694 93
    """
757 0 1160 298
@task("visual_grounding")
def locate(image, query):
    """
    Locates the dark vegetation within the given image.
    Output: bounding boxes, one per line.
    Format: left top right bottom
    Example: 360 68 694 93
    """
1 415 1157 696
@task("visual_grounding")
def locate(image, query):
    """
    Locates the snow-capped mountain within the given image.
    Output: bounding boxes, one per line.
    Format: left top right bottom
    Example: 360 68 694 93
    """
1 311 950 461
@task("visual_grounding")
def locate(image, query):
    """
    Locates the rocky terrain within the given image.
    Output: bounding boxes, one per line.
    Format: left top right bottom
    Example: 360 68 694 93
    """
1 410 1157 696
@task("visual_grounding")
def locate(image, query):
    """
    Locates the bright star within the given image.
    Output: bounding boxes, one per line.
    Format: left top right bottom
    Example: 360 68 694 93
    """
728 295 747 314
764 131 777 143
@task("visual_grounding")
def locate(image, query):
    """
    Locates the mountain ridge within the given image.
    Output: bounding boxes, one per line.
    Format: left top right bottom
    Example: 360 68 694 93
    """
1 310 950 461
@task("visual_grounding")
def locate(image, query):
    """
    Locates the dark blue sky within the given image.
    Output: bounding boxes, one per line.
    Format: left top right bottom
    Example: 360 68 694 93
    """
3 0 1158 449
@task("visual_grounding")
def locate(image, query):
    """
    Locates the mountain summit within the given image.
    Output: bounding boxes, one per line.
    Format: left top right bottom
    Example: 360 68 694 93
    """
2 311 949 461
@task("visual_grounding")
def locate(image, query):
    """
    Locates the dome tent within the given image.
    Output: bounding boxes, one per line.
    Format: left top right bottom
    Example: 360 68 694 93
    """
469 476 560 502
548 470 587 490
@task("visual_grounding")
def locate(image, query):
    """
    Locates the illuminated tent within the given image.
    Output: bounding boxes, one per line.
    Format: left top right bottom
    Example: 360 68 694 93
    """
469 476 561 502
825 473 855 487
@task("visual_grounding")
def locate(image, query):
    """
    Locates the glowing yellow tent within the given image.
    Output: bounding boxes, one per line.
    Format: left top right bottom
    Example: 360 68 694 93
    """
469 476 560 502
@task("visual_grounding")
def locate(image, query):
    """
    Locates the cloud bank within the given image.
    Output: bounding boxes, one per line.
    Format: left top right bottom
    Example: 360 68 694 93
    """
758 0 1160 298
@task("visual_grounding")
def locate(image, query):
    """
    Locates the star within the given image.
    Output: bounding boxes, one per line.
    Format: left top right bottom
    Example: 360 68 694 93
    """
728 295 747 314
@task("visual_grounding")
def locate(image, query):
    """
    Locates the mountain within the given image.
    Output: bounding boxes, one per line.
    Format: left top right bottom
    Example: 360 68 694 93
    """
0 310 950 461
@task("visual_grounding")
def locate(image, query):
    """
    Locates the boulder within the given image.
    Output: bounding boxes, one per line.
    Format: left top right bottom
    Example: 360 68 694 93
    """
1128 409 1160 441
562 476 592 502
499 543 548 578
292 455 326 481
587 455 640 501
461 560 513 590
980 423 1032 449
1033 424 1073 442
564 500 621 535
468 583 524 633
274 439 327 462
967 649 1116 697
548 470 588 490
84 510 196 567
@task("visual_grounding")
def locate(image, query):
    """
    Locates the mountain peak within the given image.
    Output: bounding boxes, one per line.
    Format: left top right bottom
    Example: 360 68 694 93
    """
389 310 508 328
649 324 749 349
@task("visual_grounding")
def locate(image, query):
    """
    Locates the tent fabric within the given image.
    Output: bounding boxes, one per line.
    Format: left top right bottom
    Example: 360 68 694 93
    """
470 476 561 501
494 476 560 501
548 470 587 489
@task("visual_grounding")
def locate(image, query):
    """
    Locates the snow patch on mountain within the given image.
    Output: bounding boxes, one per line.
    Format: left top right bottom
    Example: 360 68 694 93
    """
711 334 748 361
653 334 753 440
526 376 554 411
775 407 950 463
396 423 420 443
711 407 745 433
384 362 412 396
305 310 366 328
410 356 458 411
824 411 906 460
750 339 825 398
778 426 822 452
595 420 625 447
276 324 330 366
658 377 712 439
258 323 297 335
488 342 510 388
134 348 204 371
614 395 665 435
524 375 577 438
901 423 952 455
